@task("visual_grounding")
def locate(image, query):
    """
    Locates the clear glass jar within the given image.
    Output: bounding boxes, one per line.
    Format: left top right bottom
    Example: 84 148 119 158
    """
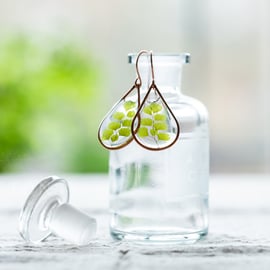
109 53 209 243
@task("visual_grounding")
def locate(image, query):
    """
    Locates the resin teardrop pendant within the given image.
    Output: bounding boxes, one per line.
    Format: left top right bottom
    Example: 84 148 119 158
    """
98 83 140 150
131 83 180 151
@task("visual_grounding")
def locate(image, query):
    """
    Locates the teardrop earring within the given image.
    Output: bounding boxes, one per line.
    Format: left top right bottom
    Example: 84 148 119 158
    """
98 50 148 150
131 51 180 151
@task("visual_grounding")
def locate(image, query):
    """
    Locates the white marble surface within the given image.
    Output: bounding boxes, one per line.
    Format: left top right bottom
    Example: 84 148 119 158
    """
0 174 270 269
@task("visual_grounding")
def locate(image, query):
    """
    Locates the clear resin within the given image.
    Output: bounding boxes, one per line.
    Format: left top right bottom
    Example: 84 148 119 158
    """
109 54 209 243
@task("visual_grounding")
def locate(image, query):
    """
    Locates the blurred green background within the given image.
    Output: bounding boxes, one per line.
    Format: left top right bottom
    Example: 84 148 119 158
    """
1 0 270 174
0 34 108 173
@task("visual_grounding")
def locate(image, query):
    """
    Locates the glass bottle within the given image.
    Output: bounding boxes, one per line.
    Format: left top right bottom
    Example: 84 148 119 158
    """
109 53 209 243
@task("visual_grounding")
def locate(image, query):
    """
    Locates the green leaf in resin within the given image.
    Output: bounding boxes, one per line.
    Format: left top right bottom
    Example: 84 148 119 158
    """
143 103 163 115
153 122 168 130
122 119 132 127
111 134 119 142
127 110 136 118
119 128 131 137
157 133 170 141
150 129 157 136
141 118 153 126
124 101 136 111
113 112 125 120
138 127 149 137
102 129 113 140
108 122 121 130
154 113 166 121
150 103 162 113
143 105 152 115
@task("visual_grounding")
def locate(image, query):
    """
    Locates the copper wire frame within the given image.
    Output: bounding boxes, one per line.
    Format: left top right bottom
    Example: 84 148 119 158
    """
131 81 180 151
97 50 148 150
131 51 180 151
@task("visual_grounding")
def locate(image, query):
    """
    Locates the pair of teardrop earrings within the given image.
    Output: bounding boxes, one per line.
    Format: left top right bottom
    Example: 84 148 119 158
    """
98 50 180 151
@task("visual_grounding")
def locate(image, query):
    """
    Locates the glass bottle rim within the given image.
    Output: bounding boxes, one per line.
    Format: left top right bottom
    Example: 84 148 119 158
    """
128 53 190 65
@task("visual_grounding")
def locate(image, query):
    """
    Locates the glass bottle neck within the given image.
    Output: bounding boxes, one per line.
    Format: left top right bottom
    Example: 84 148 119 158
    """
128 53 190 94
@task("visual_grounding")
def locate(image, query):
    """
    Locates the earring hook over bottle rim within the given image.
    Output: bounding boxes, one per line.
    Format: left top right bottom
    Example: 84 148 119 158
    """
128 53 190 65
134 50 149 86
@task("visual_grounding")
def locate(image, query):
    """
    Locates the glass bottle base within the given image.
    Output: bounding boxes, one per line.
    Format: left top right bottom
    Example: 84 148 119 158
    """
110 228 208 244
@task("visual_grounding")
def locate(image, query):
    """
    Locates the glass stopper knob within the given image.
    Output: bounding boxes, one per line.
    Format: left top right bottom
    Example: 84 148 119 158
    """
19 176 97 246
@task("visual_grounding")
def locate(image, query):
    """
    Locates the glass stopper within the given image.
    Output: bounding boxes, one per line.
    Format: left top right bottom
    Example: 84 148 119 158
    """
19 176 97 246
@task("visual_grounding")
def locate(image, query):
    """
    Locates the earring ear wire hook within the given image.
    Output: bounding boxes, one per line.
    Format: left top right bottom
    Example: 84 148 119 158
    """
149 50 155 84
134 50 149 86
